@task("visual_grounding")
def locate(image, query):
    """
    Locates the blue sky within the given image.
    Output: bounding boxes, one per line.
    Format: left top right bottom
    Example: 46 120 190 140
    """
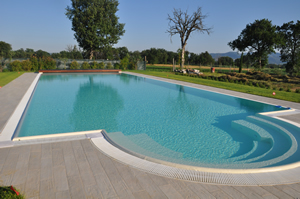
1 0 299 54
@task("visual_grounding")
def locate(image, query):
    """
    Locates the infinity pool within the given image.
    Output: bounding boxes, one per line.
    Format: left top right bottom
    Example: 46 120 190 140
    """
15 73 300 169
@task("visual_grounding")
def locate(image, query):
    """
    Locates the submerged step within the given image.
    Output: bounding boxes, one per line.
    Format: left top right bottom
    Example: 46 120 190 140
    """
231 120 273 144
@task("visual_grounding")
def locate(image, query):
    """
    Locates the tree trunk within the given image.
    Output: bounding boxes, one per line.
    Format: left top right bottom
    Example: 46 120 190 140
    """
259 56 261 70
181 43 186 70
89 50 94 60
239 52 243 73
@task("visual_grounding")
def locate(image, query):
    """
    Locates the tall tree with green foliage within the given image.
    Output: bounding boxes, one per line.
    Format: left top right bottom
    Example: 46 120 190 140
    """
167 7 212 70
228 19 281 70
0 41 12 58
277 20 300 75
66 0 125 60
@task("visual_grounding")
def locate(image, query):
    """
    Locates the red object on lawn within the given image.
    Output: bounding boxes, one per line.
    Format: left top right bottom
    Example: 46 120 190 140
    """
10 186 19 196
273 92 276 96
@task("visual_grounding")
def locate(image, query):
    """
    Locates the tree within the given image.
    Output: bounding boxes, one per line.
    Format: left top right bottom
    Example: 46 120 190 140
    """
277 20 300 75
228 19 281 70
66 0 125 60
167 7 212 69
0 41 12 58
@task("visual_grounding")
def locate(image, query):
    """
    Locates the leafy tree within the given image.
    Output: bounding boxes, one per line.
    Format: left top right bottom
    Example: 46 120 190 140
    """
35 50 50 58
199 51 214 66
0 41 12 58
217 56 233 66
167 7 212 69
277 20 300 75
66 0 125 59
25 48 35 58
117 47 129 60
228 19 281 69
13 48 26 58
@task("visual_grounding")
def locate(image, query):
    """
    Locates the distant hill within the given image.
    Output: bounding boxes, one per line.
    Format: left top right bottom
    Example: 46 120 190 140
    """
210 52 283 64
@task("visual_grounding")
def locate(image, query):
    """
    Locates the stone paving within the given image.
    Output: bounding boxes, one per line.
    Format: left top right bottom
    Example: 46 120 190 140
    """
0 73 300 198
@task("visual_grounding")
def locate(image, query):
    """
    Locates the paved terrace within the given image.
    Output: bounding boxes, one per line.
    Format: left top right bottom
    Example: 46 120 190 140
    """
0 73 300 199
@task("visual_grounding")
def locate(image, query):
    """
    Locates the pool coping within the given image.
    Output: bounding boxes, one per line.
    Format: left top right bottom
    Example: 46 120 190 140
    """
1 71 300 185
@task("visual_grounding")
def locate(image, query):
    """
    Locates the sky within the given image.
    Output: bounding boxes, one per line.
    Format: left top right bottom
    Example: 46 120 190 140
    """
1 0 299 54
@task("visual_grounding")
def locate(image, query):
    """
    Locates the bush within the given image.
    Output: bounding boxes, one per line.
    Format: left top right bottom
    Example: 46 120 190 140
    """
2 68 9 72
30 56 39 71
296 89 300 93
114 63 120 69
286 88 291 92
91 61 98 69
98 62 105 69
10 60 22 71
81 61 90 69
255 83 260 87
279 87 284 91
21 60 32 71
0 186 24 199
70 61 80 69
106 62 113 69
120 57 129 70
43 56 56 70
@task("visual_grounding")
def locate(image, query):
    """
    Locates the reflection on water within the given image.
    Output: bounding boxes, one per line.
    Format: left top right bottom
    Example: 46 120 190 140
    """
69 76 124 132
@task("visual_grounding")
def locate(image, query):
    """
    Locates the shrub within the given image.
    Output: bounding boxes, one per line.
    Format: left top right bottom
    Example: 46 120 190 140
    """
279 87 284 91
21 60 32 71
120 57 129 70
38 57 45 70
273 87 277 90
286 88 291 92
30 56 39 71
10 60 22 71
106 62 113 69
70 61 80 69
0 186 24 199
296 89 300 93
98 62 105 69
43 56 56 70
114 63 120 69
255 83 260 87
91 61 98 69
2 68 9 72
81 61 90 69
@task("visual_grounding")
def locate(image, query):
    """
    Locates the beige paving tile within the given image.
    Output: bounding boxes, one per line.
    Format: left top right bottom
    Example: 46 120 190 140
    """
159 184 184 199
260 186 293 199
217 185 247 199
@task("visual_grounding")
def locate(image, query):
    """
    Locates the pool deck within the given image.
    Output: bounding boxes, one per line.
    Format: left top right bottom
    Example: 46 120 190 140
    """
0 72 300 198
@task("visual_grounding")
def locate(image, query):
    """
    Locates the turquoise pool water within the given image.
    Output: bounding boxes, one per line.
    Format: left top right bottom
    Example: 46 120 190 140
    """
16 73 298 169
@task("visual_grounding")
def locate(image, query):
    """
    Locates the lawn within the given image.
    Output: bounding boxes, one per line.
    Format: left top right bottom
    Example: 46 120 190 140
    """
0 72 26 87
129 70 300 103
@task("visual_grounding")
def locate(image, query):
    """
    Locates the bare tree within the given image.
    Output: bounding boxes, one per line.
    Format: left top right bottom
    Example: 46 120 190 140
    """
167 7 212 69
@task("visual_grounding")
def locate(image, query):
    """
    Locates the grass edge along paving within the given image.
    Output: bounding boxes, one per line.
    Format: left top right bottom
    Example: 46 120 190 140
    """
0 72 25 87
129 70 300 103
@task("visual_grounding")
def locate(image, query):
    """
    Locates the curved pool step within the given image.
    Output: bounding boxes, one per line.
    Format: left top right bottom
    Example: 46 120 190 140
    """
229 116 297 168
231 120 273 162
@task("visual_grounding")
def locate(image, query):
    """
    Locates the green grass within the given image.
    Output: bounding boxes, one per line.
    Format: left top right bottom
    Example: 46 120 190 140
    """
0 72 25 87
128 70 300 103
0 186 24 199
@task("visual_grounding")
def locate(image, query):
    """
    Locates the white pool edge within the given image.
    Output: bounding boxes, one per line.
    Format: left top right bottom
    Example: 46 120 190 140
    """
0 72 42 142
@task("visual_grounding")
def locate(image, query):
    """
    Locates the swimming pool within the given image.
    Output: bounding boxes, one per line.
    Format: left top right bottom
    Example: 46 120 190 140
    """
15 73 300 169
